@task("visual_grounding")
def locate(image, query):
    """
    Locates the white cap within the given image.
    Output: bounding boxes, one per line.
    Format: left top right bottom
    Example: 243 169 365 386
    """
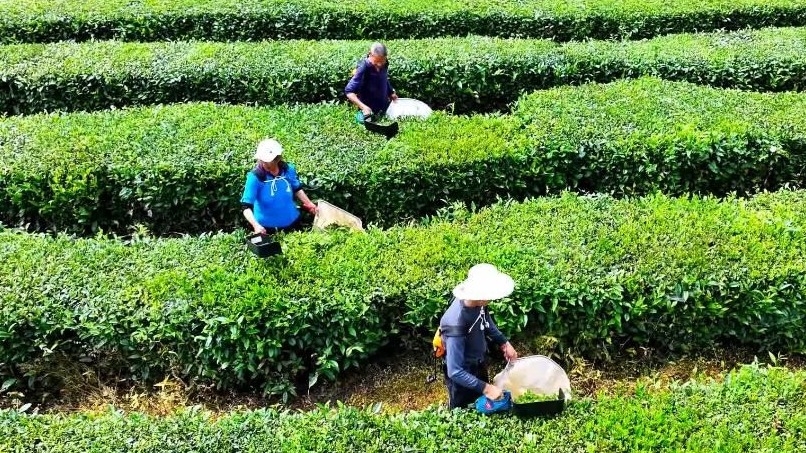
452 263 515 301
254 138 283 162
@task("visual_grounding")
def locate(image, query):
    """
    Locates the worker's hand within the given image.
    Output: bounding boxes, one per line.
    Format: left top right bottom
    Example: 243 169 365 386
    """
303 202 318 215
361 105 372 117
390 92 399 102
253 224 267 235
501 342 518 362
483 384 504 401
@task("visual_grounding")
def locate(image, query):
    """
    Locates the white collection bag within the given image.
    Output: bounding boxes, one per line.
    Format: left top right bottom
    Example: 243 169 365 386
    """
493 355 573 401
385 98 433 120
312 200 364 232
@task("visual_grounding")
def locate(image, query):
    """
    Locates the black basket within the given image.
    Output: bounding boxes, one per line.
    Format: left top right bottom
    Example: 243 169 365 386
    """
245 233 282 258
512 388 566 418
363 116 399 140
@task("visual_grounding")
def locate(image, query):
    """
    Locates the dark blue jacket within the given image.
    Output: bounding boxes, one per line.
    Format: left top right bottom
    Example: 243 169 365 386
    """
440 297 508 393
344 58 395 114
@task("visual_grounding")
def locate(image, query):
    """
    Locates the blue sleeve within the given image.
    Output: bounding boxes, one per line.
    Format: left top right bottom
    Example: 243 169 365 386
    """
387 77 395 95
287 165 302 192
444 332 487 393
486 312 508 347
240 172 259 205
344 61 366 95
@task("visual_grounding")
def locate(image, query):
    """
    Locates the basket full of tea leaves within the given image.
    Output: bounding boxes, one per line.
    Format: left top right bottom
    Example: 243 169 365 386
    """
512 389 566 418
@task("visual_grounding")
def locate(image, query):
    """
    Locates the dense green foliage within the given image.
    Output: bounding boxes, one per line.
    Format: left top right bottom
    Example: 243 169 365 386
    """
2 26 806 115
2 191 805 397
1 365 804 452
3 0 806 421
1 0 806 43
2 78 804 235
514 78 806 196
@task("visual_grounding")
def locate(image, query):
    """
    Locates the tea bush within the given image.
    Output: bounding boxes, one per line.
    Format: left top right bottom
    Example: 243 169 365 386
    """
1 78 804 235
1 191 804 396
2 0 806 43
2 26 806 115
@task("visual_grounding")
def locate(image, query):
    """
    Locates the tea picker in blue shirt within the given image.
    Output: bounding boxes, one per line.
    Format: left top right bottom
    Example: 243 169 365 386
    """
345 42 399 123
439 264 519 410
241 138 318 235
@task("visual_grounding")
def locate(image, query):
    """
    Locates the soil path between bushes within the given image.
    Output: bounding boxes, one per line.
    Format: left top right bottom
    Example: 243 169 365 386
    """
3 344 803 416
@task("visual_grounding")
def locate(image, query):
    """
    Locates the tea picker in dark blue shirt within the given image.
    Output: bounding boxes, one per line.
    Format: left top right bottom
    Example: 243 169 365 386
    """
439 264 519 409
241 138 318 235
345 42 399 123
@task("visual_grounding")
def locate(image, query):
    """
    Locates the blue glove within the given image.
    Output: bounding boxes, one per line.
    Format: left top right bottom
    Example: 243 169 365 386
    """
475 390 512 415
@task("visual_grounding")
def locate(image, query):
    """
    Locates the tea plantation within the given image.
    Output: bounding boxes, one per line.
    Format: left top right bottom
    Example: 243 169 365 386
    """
0 0 805 450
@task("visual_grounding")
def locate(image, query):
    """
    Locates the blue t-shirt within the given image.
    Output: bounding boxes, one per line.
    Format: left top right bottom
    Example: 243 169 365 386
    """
240 163 302 228
344 58 395 114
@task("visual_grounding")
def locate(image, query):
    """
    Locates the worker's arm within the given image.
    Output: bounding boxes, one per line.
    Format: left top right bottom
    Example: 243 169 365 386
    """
295 190 317 215
444 333 485 392
346 93 371 116
241 173 266 234
485 311 508 346
487 312 518 361
288 165 317 215
242 206 266 234
387 77 397 101
345 63 372 115
444 331 502 399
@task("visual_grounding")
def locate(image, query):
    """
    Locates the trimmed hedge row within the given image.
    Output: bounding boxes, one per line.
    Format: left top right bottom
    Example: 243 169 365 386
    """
2 0 806 44
2 26 806 116
1 78 805 235
2 191 805 397
1 365 805 452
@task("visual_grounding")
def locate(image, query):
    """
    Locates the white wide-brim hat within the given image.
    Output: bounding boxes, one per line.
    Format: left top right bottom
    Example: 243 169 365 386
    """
254 138 283 162
452 263 515 301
